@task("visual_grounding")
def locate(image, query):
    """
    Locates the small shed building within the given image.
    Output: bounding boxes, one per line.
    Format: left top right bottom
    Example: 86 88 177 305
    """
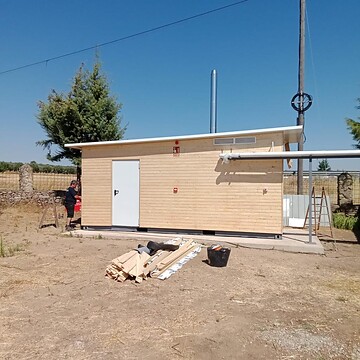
66 125 302 237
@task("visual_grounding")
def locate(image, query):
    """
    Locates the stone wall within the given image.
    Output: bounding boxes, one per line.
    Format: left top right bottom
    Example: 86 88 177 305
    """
0 190 62 207
0 164 60 207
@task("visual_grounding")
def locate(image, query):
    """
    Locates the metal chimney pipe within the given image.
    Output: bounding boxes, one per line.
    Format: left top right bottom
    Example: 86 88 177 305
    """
210 69 217 133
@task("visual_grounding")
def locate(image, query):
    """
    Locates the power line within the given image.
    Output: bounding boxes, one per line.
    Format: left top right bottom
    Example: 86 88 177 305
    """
0 0 250 76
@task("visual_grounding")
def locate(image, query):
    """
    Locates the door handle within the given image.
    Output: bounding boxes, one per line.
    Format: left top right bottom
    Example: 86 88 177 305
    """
114 189 119 196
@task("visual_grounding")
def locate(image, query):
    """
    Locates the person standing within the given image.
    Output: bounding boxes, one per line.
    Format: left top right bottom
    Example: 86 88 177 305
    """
65 180 81 231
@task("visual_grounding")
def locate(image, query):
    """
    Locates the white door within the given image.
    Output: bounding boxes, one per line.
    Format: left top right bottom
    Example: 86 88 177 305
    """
112 160 140 226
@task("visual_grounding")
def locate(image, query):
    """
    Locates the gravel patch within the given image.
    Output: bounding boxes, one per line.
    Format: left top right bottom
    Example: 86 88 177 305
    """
352 346 360 360
260 327 350 359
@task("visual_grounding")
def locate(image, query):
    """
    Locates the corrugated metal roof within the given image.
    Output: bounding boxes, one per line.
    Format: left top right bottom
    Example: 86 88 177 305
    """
65 125 303 149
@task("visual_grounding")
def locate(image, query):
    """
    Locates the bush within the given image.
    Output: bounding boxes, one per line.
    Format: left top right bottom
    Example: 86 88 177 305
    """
0 161 76 174
0 161 24 172
333 213 360 231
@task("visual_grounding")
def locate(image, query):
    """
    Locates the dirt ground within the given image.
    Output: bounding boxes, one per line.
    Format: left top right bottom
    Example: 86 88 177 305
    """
0 205 359 360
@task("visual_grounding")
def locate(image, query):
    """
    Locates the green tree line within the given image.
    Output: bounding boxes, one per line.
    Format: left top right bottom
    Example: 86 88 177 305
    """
0 161 76 174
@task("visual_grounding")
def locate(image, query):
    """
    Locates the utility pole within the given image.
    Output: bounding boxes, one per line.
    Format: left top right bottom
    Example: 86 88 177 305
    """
291 0 312 194
297 0 306 195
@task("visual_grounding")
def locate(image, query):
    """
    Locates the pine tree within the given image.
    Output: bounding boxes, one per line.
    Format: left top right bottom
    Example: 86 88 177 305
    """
36 61 125 166
317 159 331 171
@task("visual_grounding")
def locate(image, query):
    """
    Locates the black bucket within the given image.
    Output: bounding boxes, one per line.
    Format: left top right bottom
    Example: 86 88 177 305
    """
207 246 231 267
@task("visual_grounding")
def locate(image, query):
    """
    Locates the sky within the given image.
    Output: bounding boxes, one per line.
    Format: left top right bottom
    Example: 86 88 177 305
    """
0 0 360 171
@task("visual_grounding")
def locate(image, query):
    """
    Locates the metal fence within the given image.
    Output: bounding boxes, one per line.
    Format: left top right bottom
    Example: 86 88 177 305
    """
283 171 360 205
0 172 75 191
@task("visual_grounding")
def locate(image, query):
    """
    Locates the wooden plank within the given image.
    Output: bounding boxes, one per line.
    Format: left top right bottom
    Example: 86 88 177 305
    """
142 238 183 274
38 204 49 228
111 250 138 265
119 253 140 274
105 266 128 282
116 271 128 282
143 250 171 276
156 240 194 270
128 252 150 278
52 201 59 228
151 244 200 279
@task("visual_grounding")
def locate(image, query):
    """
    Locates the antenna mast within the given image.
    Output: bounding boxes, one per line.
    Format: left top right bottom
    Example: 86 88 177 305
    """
291 0 312 194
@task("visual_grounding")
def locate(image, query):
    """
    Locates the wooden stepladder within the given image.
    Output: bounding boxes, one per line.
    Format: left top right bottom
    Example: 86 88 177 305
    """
303 187 333 237
317 187 334 238
303 187 318 234
39 193 60 229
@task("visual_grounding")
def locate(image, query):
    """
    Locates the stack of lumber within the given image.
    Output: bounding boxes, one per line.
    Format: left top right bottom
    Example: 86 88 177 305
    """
105 250 151 283
105 238 202 283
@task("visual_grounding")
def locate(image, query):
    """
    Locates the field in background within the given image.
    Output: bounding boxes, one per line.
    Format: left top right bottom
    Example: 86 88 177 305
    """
1 171 360 205
0 172 74 191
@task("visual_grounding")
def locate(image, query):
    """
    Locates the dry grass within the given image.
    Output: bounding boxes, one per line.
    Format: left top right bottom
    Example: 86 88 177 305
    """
0 279 32 298
325 277 360 304
0 205 359 360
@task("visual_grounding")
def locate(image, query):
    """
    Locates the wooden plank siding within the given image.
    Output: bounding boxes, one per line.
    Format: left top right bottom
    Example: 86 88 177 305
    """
81 132 285 234
81 158 112 226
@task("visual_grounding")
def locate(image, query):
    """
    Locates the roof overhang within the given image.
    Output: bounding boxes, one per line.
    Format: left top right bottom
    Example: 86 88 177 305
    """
220 150 360 161
65 125 303 150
